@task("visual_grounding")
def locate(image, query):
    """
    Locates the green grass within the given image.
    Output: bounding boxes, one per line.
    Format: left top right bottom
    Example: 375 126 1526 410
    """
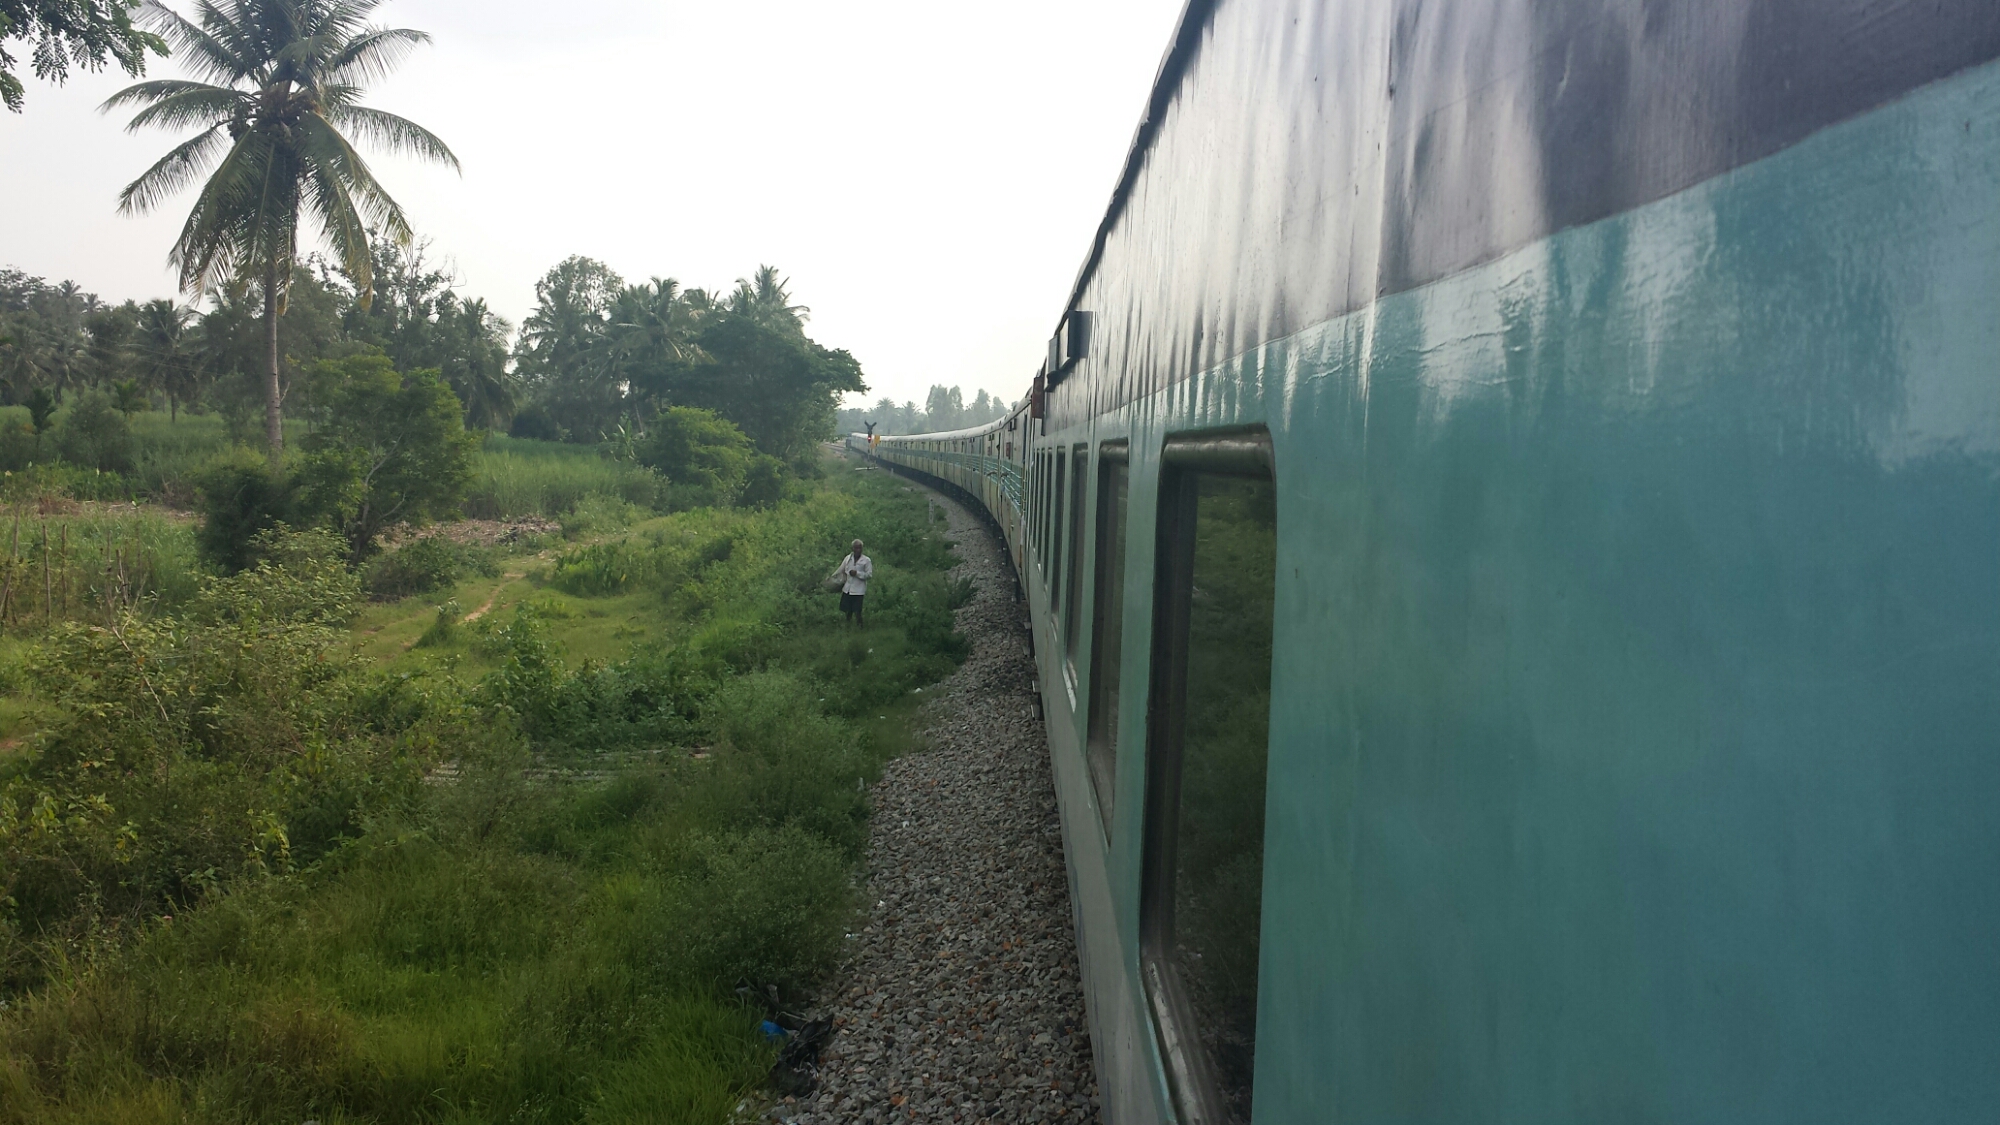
466 437 665 520
0 504 202 623
0 452 964 1124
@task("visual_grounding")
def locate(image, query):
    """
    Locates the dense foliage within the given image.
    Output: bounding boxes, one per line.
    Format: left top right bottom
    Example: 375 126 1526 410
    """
104 0 460 454
0 0 161 111
513 259 866 464
0 464 967 1121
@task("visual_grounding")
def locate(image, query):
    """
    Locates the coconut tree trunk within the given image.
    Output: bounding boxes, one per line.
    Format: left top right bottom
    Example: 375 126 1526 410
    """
264 258 283 460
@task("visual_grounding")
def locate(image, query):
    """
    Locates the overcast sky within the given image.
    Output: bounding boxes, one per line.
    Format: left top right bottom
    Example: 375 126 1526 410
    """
1 0 1186 409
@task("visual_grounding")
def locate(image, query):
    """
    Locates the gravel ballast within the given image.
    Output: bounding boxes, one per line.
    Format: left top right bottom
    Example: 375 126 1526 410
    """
774 475 1100 1124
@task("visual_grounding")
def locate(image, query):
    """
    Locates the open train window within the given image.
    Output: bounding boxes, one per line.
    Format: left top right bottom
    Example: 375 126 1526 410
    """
1063 444 1090 668
1140 433 1277 1125
1084 442 1129 830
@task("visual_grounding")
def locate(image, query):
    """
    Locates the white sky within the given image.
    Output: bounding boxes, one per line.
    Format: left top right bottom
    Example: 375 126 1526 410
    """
0 0 1186 409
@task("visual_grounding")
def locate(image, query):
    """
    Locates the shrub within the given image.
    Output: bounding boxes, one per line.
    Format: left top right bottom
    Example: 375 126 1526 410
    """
738 453 790 508
509 404 564 442
367 536 463 599
684 672 871 856
192 448 291 572
638 407 754 508
305 355 479 557
663 827 853 993
1 537 439 990
51 392 133 474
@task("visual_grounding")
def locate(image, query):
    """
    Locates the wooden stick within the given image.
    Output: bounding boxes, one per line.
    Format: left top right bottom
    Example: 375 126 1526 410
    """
0 507 18 626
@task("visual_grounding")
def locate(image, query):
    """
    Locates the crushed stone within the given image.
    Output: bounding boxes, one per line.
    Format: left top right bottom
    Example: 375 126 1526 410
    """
770 479 1099 1124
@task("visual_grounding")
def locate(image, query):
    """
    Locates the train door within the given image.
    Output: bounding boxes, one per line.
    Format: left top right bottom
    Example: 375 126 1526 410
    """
1139 434 1277 1125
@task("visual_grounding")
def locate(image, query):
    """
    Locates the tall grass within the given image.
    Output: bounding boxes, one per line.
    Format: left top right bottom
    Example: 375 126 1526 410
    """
0 463 966 1124
467 437 664 520
0 505 201 623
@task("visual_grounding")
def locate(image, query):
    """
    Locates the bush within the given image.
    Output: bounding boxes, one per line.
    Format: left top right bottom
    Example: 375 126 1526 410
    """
638 407 755 508
663 827 853 993
192 447 291 572
1 533 438 990
367 536 463 599
51 392 133 474
509 404 564 442
739 453 790 508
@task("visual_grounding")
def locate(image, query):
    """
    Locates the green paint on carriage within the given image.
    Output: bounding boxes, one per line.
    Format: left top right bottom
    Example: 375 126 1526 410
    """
1026 58 1998 1125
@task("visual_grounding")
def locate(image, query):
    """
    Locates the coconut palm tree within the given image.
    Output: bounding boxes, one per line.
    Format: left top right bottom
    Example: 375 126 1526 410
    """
102 0 457 458
728 265 809 332
135 297 201 420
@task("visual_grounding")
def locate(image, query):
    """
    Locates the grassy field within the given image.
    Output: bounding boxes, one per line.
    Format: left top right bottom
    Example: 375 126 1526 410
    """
465 436 667 520
0 406 665 523
0 452 963 1124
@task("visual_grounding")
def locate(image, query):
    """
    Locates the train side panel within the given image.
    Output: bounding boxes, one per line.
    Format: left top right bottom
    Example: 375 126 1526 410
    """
859 1 1999 1121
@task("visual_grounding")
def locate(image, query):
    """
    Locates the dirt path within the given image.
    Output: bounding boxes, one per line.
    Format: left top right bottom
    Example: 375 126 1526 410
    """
463 573 528 622
776 479 1099 1124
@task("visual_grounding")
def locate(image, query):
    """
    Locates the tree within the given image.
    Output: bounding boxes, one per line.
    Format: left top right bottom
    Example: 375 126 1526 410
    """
924 384 964 431
605 276 701 417
635 405 755 507
514 255 622 439
435 295 514 430
0 0 162 111
103 0 458 460
135 297 202 420
682 309 863 465
727 265 809 331
303 351 475 558
339 238 517 429
110 377 147 417
194 263 348 439
84 298 140 385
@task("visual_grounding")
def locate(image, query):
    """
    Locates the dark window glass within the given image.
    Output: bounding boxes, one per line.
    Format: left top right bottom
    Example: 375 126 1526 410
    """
1064 445 1090 664
1086 456 1129 828
1142 467 1277 1125
1038 452 1053 571
1031 452 1045 559
1048 451 1068 595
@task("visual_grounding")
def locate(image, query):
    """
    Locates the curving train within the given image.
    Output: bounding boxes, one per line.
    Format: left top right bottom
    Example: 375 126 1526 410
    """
849 0 1999 1121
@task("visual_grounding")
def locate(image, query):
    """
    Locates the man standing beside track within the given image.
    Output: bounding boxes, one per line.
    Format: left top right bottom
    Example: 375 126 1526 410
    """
837 539 873 628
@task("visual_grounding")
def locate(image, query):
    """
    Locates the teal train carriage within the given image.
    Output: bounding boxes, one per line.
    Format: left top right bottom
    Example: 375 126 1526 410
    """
853 0 2000 1120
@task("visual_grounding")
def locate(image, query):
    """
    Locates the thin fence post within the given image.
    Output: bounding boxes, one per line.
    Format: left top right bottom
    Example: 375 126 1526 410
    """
0 507 18 627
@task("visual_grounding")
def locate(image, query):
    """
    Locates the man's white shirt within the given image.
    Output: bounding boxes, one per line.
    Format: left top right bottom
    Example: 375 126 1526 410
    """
839 554 873 595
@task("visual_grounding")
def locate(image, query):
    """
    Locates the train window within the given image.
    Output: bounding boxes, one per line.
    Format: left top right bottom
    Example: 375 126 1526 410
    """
1063 444 1090 666
1048 450 1067 590
1035 452 1050 568
1032 448 1048 548
1085 444 1129 829
1140 436 1277 1125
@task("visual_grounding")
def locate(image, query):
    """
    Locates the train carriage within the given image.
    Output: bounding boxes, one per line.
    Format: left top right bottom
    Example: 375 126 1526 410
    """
855 0 1999 1121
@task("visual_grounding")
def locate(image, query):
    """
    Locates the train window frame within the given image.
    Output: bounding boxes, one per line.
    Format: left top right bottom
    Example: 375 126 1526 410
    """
1085 441 1129 833
1049 449 1068 600
1139 430 1277 1125
1037 450 1053 574
1063 443 1091 672
1032 448 1048 556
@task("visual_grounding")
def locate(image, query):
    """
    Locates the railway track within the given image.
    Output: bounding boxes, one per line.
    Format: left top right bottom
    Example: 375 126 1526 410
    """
774 478 1099 1124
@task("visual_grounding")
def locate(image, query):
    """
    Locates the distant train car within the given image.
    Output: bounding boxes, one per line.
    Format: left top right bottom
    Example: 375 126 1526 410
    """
858 0 2000 1122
